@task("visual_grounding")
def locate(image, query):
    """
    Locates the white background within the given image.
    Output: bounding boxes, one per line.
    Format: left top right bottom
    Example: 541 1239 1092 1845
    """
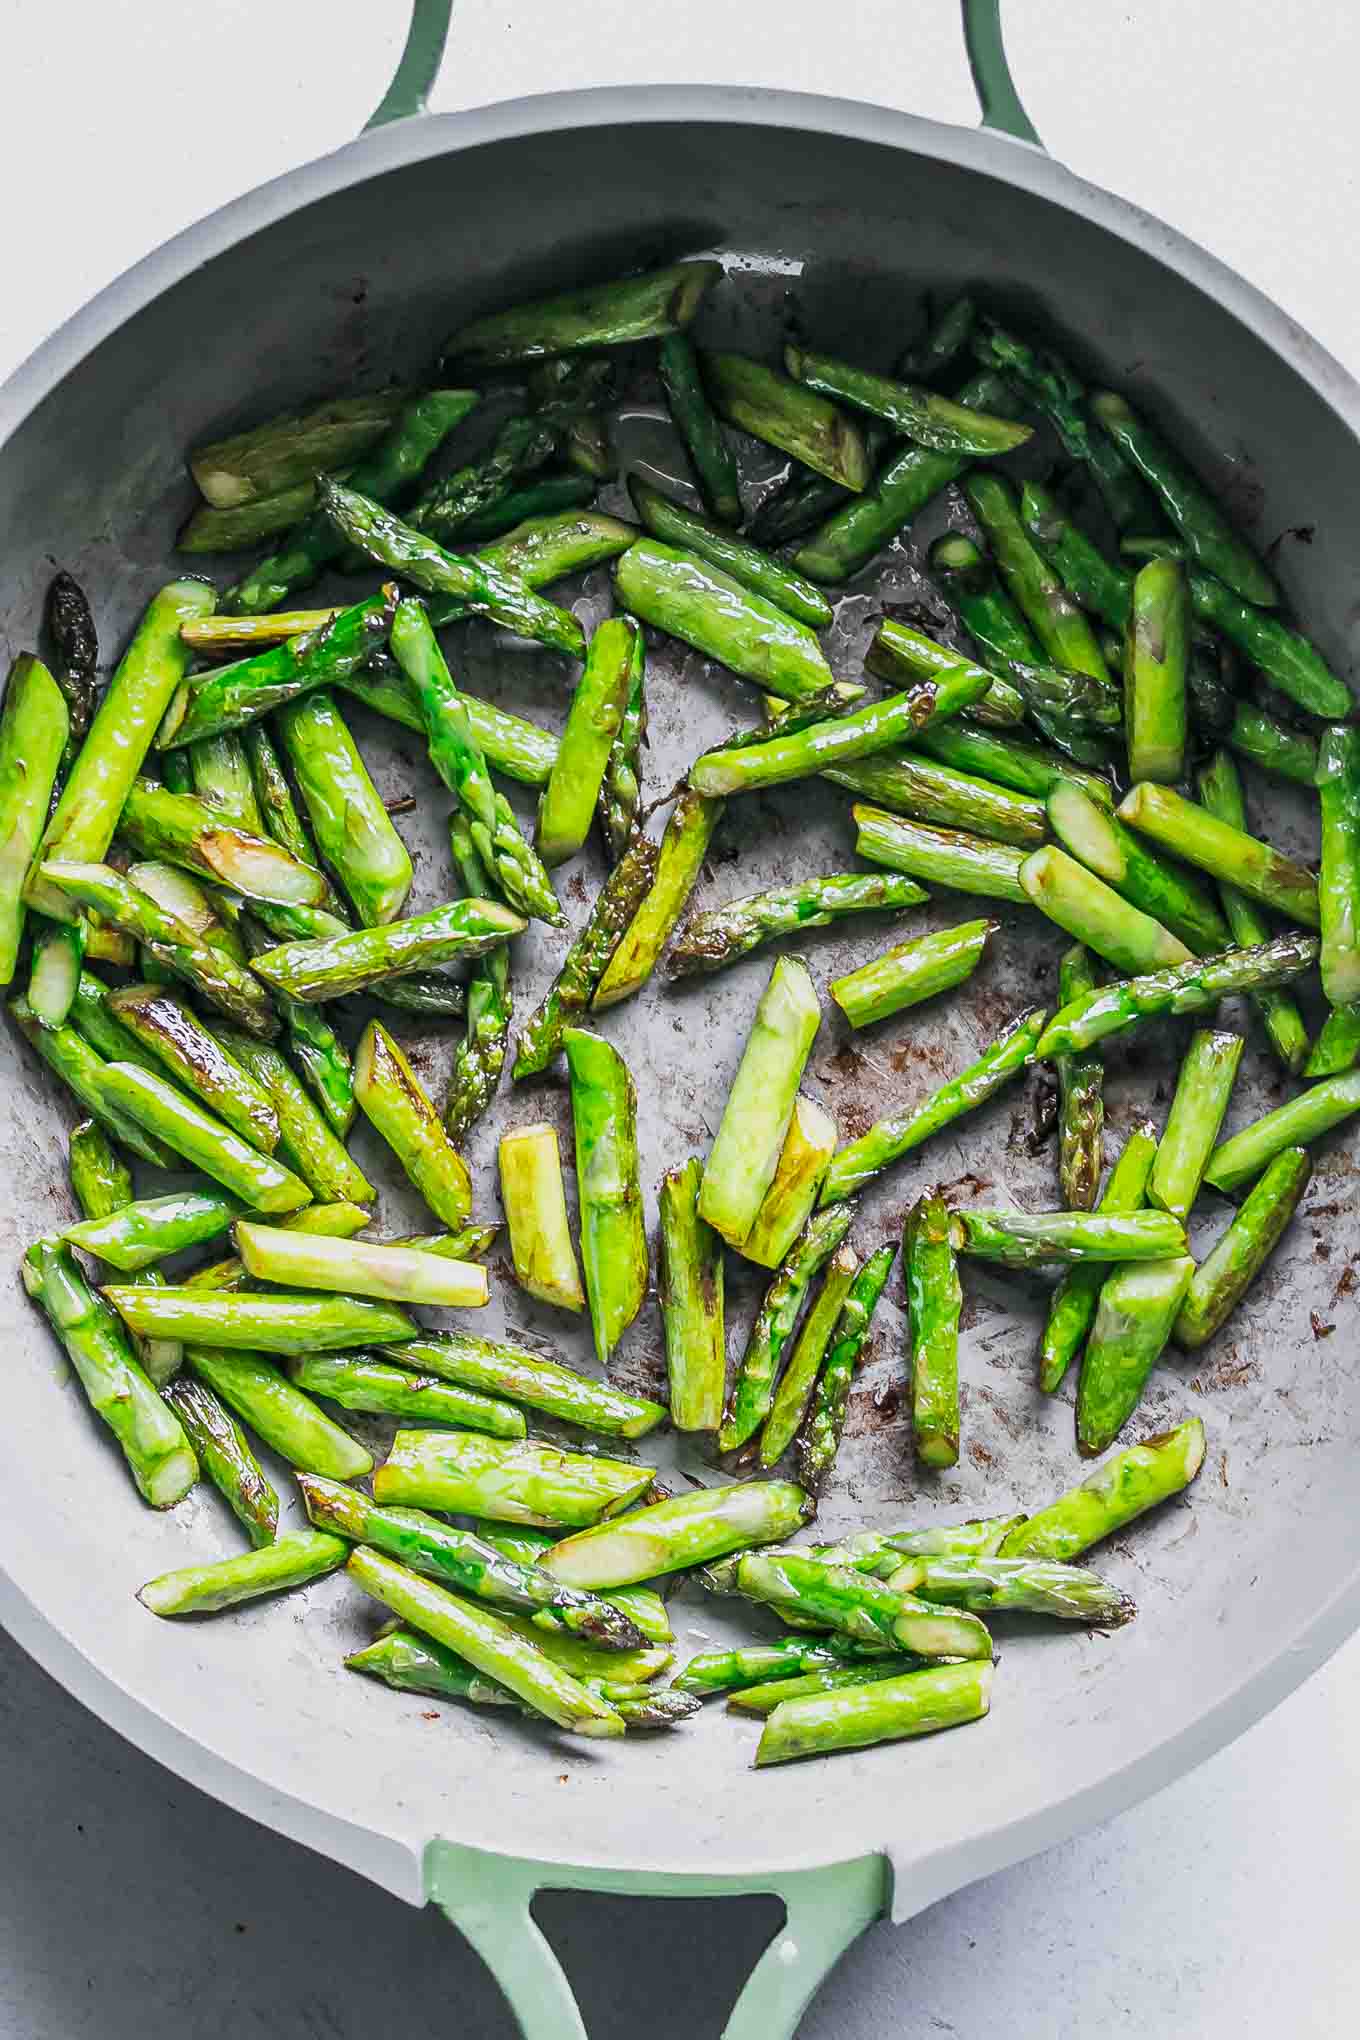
2 3 1359 2033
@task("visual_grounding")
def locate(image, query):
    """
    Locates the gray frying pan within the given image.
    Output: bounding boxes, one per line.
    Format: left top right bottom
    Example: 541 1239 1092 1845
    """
1 4 1358 2033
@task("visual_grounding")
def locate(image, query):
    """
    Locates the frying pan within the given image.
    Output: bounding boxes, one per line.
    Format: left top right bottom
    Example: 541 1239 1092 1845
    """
2 3 1359 2034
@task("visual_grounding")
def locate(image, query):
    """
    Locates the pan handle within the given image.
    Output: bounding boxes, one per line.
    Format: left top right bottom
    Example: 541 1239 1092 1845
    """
426 1840 888 2039
365 0 1043 147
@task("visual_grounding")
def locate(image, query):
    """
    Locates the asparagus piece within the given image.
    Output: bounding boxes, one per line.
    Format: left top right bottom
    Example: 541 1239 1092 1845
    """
437 1599 669 1682
742 1096 839 1269
831 919 992 1029
117 779 330 910
160 1374 278 1546
1124 557 1189 783
1118 782 1319 929
854 805 1026 904
543 1481 811 1590
162 591 398 749
341 660 558 786
274 690 413 928
189 731 264 833
107 1285 412 1354
702 351 870 491
1054 946 1104 1212
373 1430 652 1528
1002 1418 1205 1561
1316 725 1360 1012
657 333 742 523
756 1658 993 1766
387 1222 499 1259
786 343 1032 455
44 571 99 766
407 395 587 549
825 751 1046 847
866 613 1023 731
1035 933 1318 1059
249 896 523 1002
732 1659 928 1714
613 540 836 704
456 475 596 540
1039 1122 1160 1393
1304 1003 1360 1078
795 1242 897 1495
317 480 585 660
592 791 725 1008
183 609 340 652
242 721 326 878
792 370 1023 582
186 1345 372 1477
498 1123 584 1313
1090 393 1279 607
213 1027 374 1206
719 1203 854 1452
950 1208 1186 1266
382 1332 664 1439
536 617 637 868
1018 481 1132 630
234 1222 486 1307
64 1187 243 1270
139 1527 347 1618
675 1635 891 1696
597 623 647 863
904 1192 963 1468
669 873 926 980
188 389 411 507
1149 1028 1245 1220
354 1020 472 1227
513 831 659 1074
66 1116 181 1383
911 1553 1135 1623
104 984 278 1149
691 675 991 800
427 506 640 626
699 955 821 1249
915 718 1113 807
1222 702 1317 788
925 534 1042 706
1176 1145 1312 1348
442 813 512 1142
98 1061 312 1213
657 1156 726 1434
0 657 68 981
965 472 1112 682
22 1239 198 1507
443 260 718 367
1076 1252 1197 1455
9 995 175 1166
234 913 355 1138
736 1551 992 1660
1020 846 1193 975
1187 570 1353 718
822 1006 1047 1205
345 1628 679 1726
833 1516 1029 1567
179 486 333 555
758 1244 858 1468
629 477 828 628
563 1028 648 1364
286 1354 515 1435
1205 1063 1360 1193
1047 782 1229 956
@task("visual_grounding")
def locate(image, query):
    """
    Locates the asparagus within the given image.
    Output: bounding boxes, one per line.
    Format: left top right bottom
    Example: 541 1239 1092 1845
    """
382 1332 664 1439
912 1553 1135 1624
9 996 175 1167
1020 846 1194 975
594 793 727 1009
188 389 412 507
66 1120 181 1389
964 472 1112 682
440 814 511 1142
1123 557 1189 783
596 623 647 863
186 1345 372 1477
44 571 99 765
760 1245 858 1468
407 389 589 547
1304 1003 1360 1078
657 1156 726 1434
822 1006 1047 1205
1046 782 1229 957
1001 1418 1206 1560
1149 1029 1244 1219
189 732 263 834
691 675 991 800
613 540 836 704
1206 1063 1360 1194
285 1354 516 1436
563 1028 648 1364
853 806 1027 903
141 1528 346 1622
733 1659 930 1714
785 343 1032 455
346 1627 680 1725
1040 1120 1160 1393
915 716 1114 808
372 1430 652 1528
668 873 924 980
233 915 355 1139
1018 481 1132 629
163 591 398 750
1316 725 1360 1015
179 485 335 555
0 657 68 981
543 1481 811 1590
98 1062 312 1214
460 1602 670 1682
117 779 330 910
104 1280 413 1354
103 984 278 1150
1076 1252 1196 1454
865 614 1024 730
657 333 742 523
1118 782 1318 929
949 1208 1186 1266
792 369 1023 582
1054 946 1104 1211
1035 933 1318 1059
719 1203 854 1452
537 616 638 868
825 751 1046 847
830 1516 1029 1566
22 1238 198 1507
249 896 523 1002
213 1027 375 1206
241 721 325 883
925 534 1042 700
1223 699 1324 783
497 1123 584 1312
831 919 992 1029
387 1222 499 1260
1186 631 1238 741
233 1221 486 1307
513 831 658 1074
354 1021 472 1227
904 1192 963 1468
675 1635 892 1696
341 659 558 786
442 260 718 367
1176 1146 1312 1348
1090 393 1279 607
160 1374 278 1546
274 690 413 927
699 955 821 1249
183 609 340 652
629 477 828 628
317 480 585 660
455 476 596 540
735 1551 992 1660
756 1658 993 1766
427 506 639 626
796 1242 897 1495
742 1096 839 1269
702 351 870 491
64 1187 244 1270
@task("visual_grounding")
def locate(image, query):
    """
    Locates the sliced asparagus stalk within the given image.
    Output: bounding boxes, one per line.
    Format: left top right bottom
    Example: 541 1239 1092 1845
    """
64 1187 244 1271
118 779 328 911
98 1062 311 1213
755 1660 994 1766
274 688 413 927
668 874 927 979
1035 933 1318 1060
591 790 725 1008
106 984 280 1149
629 477 832 627
698 955 821 1250
0 656 68 982
785 343 1032 455
1021 846 1195 975
1076 1255 1197 1455
212 1028 375 1206
735 1551 992 1660
1175 1146 1312 1348
1148 1028 1244 1220
657 334 742 523
498 1123 585 1313
742 1095 839 1269
248 896 523 1002
106 1286 413 1355
186 1345 372 1477
234 1222 487 1307
287 1354 518 1435
703 351 870 490
161 1374 278 1546
759 1245 858 1467
513 830 659 1074
537 617 638 867
1046 782 1229 956
830 919 992 1028
354 1020 471 1228
139 1530 346 1617
543 1481 811 1590
825 751 1046 847
563 1028 648 1364
372 1430 652 1529
657 1155 726 1435
1204 1066 1360 1195
720 1204 855 1452
854 806 1027 904
1001 1418 1205 1560
1197 749 1310 1073
949 1208 1186 1266
690 673 990 798
906 1191 963 1468
796 1243 897 1496
1055 945 1104 1212
443 261 719 367
382 1332 664 1439
1038 1120 1160 1393
613 540 837 705
1124 558 1189 783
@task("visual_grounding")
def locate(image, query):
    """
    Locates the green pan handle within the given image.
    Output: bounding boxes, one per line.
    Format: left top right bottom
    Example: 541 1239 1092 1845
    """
366 0 1043 147
426 1840 888 2040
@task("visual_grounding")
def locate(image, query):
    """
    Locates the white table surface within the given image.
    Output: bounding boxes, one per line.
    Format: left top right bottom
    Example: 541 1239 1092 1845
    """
3 4 1358 2033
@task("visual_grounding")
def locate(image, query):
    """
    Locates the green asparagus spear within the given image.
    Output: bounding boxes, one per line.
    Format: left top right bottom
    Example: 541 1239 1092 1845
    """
9 996 176 1166
513 831 658 1074
668 872 927 979
904 1193 963 1468
1054 946 1104 1211
702 352 870 491
188 389 410 507
161 591 398 750
286 1354 516 1434
865 614 1022 731
755 1658 993 1766
249 896 523 1003
274 690 413 927
44 571 98 766
949 1208 1185 1266
64 1187 243 1270
656 333 742 523
25 919 89 1027
440 813 511 1142
759 1245 858 1468
1039 1121 1159 1393
68 1120 184 1385
180 487 335 555
0 657 68 982
98 1062 311 1214
795 1243 897 1495
699 956 821 1250
613 540 836 705
732 1659 929 1714
373 1430 651 1528
1175 1145 1312 1347
1046 782 1229 956
1018 482 1132 630
833 1517 1028 1566
563 1028 648 1364
1090 393 1278 607
186 1345 372 1477
449 474 596 541
383 1331 664 1439
1123 558 1189 783
720 1204 854 1452
498 1123 584 1313
914 716 1113 809
345 1627 679 1725
742 1096 839 1269
691 676 991 801
22 1239 198 1507
825 751 1046 847
406 389 588 548
189 732 264 833
926 533 1043 694
354 1020 471 1227
1223 701 1318 786
536 617 638 868
1001 1418 1206 1560
107 1285 412 1355
735 1551 992 1660
242 718 325 868
341 659 558 787
830 919 992 1029
1076 1255 1196 1454
427 506 640 626
544 1481 811 1590
103 984 278 1150
235 1221 488 1307
233 916 355 1140
139 1528 346 1617
657 1155 726 1435
677 1635 895 1696
1035 933 1318 1059
911 1553 1135 1623
1117 782 1319 929
1316 725 1360 1014
822 1006 1047 1205
160 1374 278 1546
117 779 330 910
629 477 828 628
592 792 726 1009
1304 1003 1360 1078
443 261 718 368
1020 846 1194 974
854 805 1027 903
1149 1029 1244 1219
965 472 1112 682
209 1027 374 1207
1205 1064 1360 1194
596 623 647 863
786 343 1032 455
